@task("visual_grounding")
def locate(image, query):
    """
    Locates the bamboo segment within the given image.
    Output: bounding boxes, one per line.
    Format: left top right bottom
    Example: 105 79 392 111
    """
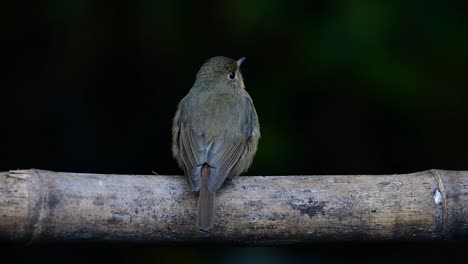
0 169 467 244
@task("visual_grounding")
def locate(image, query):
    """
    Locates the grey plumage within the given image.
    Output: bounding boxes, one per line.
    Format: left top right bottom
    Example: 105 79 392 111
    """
172 56 260 231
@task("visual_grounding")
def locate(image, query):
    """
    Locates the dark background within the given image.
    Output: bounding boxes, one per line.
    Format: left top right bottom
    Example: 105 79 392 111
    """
1 0 467 263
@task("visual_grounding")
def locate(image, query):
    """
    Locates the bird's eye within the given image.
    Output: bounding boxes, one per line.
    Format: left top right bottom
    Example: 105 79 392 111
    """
228 72 236 80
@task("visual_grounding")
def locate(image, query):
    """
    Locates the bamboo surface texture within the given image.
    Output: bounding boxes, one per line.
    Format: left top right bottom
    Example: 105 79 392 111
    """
1 169 467 244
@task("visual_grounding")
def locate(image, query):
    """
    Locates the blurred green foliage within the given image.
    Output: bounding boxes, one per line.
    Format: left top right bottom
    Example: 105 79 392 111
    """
2 0 467 175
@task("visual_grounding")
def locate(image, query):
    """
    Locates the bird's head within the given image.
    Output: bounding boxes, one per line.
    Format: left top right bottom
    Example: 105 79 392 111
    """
195 56 246 89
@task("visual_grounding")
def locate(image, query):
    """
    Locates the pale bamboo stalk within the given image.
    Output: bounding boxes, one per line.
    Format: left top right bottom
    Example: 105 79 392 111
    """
1 169 467 244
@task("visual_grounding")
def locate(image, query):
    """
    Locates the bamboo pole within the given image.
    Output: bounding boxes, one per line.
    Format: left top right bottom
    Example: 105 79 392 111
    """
0 169 467 244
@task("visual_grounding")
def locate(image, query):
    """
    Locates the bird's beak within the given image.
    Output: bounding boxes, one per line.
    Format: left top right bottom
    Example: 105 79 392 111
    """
237 57 246 67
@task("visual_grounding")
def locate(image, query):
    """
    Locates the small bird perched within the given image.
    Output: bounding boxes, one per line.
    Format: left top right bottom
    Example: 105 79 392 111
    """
172 56 260 231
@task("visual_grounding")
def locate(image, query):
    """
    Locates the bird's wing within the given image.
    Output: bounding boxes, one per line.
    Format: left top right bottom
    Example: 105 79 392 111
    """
178 125 207 191
206 96 260 192
230 96 261 176
206 137 246 192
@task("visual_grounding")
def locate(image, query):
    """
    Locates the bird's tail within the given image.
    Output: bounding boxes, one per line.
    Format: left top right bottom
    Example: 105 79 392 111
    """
197 164 215 231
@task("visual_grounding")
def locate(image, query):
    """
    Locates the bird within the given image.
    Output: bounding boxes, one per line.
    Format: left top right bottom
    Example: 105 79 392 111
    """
172 56 260 231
